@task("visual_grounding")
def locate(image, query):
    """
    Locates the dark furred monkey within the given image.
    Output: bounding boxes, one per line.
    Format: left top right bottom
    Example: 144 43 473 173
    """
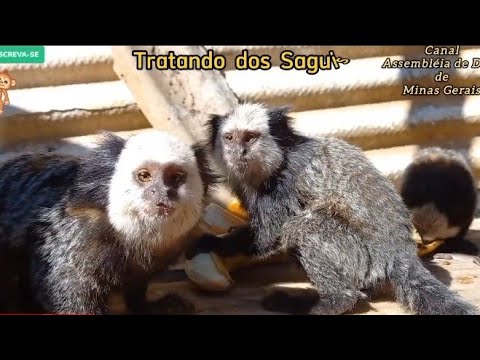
187 103 478 315
400 147 478 255
0 130 218 314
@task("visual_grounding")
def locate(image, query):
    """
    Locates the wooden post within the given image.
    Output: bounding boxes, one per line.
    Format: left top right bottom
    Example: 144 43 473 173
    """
111 46 238 144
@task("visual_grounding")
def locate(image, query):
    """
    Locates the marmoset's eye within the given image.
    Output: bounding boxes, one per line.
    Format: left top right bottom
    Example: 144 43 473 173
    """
137 170 152 182
245 132 260 143
172 171 187 187
224 133 233 141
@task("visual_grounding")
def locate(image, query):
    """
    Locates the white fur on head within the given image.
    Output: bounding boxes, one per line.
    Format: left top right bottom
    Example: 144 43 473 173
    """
220 103 272 134
107 130 204 255
214 103 284 185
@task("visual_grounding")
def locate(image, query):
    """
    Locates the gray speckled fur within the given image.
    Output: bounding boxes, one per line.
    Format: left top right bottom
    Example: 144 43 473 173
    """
206 103 478 315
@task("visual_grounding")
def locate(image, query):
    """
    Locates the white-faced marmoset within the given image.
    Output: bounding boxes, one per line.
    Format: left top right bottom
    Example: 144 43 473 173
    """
0 130 218 314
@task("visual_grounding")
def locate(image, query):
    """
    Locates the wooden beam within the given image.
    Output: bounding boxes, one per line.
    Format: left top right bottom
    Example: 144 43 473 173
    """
111 46 238 144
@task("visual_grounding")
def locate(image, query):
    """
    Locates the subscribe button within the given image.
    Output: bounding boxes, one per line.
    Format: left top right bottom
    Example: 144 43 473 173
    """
0 46 45 64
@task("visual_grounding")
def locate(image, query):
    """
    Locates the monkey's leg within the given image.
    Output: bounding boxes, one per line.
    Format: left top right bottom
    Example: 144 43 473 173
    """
185 227 290 292
296 252 363 315
263 255 361 315
218 226 289 270
187 226 288 270
264 214 365 315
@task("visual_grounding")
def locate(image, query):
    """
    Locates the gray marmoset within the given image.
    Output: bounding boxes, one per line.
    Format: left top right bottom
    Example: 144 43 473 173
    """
0 130 218 314
400 147 478 255
186 103 478 315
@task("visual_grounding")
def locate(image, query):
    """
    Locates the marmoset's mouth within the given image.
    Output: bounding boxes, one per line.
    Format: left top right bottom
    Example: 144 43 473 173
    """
156 203 175 217
144 203 176 218
235 158 251 167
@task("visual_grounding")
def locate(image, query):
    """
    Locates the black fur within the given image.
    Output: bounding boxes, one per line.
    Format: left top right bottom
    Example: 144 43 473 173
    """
70 132 126 210
266 105 304 151
185 226 255 260
400 148 478 255
206 114 224 150
262 288 320 315
191 141 224 191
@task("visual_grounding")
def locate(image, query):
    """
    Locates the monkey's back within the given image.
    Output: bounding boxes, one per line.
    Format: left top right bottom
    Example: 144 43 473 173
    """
290 136 414 248
0 153 80 247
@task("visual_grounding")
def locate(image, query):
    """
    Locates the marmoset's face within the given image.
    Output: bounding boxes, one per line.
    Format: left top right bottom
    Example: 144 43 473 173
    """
108 131 204 228
411 204 461 242
220 129 264 172
133 162 188 219
213 104 284 185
